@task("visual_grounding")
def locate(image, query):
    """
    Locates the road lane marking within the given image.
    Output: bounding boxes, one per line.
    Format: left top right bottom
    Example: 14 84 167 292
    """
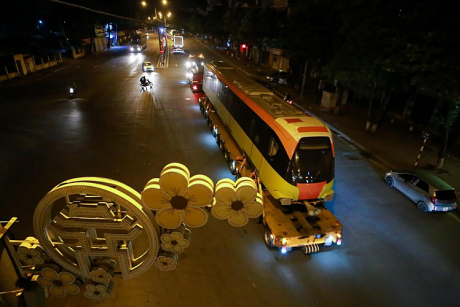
448 212 460 222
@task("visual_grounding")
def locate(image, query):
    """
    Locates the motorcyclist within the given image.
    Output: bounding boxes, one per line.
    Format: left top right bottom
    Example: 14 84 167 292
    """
140 76 152 91
69 83 77 97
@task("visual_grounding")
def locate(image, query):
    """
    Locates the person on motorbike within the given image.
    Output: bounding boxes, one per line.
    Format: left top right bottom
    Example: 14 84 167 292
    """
140 76 152 91
69 83 77 97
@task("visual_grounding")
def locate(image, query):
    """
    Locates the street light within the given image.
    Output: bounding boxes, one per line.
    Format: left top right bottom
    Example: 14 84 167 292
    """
162 0 167 4
148 17 151 20
141 1 147 6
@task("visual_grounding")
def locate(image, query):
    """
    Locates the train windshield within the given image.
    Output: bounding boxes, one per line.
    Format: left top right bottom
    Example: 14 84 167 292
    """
288 137 333 184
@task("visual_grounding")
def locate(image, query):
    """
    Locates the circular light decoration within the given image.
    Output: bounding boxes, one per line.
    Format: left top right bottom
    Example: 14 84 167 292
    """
33 177 160 280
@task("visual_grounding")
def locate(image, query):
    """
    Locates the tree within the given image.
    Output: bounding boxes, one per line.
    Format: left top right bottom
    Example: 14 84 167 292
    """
239 8 284 66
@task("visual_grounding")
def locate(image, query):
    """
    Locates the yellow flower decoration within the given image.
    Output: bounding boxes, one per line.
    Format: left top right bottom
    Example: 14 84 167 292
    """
84 282 114 302
160 230 191 254
142 163 214 229
37 268 80 298
154 255 177 271
89 266 112 283
17 238 44 266
211 177 263 227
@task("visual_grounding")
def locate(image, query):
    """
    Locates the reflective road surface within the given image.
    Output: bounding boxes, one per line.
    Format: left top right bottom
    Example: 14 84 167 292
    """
1 35 459 307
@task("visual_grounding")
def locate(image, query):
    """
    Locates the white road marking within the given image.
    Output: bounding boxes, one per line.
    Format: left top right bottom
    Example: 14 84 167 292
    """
448 212 460 222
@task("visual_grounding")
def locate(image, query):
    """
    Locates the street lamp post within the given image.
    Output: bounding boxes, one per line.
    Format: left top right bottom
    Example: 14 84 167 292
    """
155 9 163 64
142 1 169 66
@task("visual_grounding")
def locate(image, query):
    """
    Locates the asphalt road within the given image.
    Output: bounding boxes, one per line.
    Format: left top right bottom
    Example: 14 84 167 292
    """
1 34 459 307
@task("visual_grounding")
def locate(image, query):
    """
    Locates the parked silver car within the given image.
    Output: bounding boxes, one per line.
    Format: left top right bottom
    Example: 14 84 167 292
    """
385 169 457 212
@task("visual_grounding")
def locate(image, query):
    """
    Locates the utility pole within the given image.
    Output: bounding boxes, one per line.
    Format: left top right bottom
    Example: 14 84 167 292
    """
155 8 163 65
300 60 308 98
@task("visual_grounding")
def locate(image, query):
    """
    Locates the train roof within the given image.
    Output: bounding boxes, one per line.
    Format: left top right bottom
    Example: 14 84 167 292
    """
206 61 331 142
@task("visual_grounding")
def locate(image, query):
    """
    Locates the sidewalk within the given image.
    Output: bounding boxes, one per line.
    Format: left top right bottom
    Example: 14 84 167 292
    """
206 44 460 212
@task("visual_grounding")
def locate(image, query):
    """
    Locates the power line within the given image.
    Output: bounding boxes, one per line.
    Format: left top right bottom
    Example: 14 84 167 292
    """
44 0 151 25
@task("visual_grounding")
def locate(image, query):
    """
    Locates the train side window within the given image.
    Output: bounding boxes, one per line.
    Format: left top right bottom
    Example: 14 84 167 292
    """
249 118 256 138
255 134 260 144
268 137 279 157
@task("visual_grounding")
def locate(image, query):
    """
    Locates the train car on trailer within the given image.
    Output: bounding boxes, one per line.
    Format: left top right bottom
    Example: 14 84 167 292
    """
203 61 335 204
200 61 341 254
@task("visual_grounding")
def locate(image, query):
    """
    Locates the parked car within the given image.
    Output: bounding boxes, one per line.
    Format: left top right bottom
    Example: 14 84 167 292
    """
385 169 457 212
278 72 300 90
142 61 154 72
265 71 282 82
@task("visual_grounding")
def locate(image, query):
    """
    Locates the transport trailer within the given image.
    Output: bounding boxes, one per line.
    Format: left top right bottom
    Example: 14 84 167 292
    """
262 192 342 254
198 96 342 255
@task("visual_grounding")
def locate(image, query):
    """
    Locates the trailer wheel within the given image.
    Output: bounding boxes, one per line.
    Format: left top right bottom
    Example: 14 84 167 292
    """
224 149 230 162
218 138 225 151
264 230 274 249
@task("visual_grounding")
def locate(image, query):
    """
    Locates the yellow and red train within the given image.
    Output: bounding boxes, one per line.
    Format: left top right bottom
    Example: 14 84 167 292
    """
203 61 335 204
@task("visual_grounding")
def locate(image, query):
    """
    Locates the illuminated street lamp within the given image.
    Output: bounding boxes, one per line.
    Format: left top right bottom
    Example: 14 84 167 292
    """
141 1 147 6
148 17 151 20
162 0 167 4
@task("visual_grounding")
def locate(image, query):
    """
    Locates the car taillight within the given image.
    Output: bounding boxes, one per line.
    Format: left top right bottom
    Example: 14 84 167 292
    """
430 196 436 204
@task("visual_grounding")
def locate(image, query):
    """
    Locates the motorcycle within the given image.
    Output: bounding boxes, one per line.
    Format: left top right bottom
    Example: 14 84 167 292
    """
69 86 76 98
140 80 153 92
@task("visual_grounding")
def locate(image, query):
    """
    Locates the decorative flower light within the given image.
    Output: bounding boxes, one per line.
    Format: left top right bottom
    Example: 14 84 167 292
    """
89 266 112 283
37 267 80 298
211 177 263 227
154 254 177 271
84 282 114 302
160 230 191 254
142 163 214 229
17 238 44 266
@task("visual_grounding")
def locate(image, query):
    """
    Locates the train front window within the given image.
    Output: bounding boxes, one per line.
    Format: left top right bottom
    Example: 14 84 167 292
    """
288 137 333 184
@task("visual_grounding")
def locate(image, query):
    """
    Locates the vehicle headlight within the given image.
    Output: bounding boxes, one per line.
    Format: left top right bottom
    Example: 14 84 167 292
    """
201 62 205 66
325 235 334 246
130 47 134 51
186 62 191 68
